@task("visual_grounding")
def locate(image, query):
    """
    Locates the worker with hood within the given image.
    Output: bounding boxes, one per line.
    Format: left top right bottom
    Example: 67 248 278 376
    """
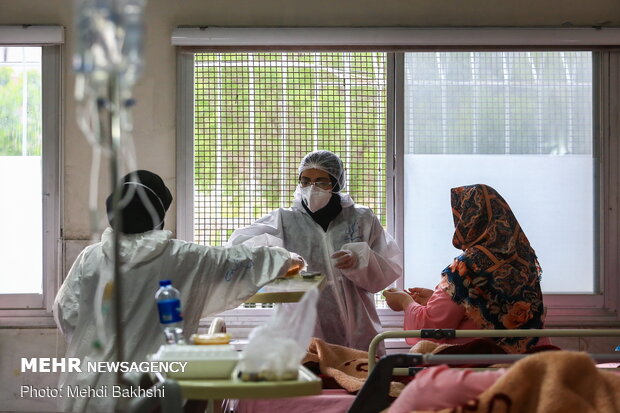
228 150 402 353
53 170 303 412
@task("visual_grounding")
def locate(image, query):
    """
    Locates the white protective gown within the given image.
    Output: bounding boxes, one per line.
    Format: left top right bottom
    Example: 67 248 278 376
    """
228 193 402 352
53 228 292 413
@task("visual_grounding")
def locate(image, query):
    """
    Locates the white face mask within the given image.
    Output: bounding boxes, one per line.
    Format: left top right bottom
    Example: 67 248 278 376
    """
300 185 332 213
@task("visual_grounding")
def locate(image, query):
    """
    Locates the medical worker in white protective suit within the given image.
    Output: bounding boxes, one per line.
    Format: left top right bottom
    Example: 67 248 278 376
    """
228 150 402 352
53 170 304 413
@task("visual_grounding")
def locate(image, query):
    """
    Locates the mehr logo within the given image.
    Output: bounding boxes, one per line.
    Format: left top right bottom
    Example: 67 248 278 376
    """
21 358 82 373
21 358 187 373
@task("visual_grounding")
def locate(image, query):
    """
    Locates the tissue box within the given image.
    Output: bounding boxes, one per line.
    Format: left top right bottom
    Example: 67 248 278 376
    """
148 344 240 379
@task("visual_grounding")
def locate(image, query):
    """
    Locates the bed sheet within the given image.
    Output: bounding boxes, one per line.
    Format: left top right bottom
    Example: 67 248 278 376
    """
235 389 355 413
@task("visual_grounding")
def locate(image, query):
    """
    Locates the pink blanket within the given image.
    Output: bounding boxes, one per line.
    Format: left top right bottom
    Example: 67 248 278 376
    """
235 389 355 413
407 351 620 413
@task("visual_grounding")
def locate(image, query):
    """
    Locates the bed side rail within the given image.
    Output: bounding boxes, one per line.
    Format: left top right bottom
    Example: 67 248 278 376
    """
368 328 620 371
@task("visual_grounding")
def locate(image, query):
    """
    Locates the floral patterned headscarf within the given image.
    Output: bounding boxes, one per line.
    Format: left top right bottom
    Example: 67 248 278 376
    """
441 184 545 353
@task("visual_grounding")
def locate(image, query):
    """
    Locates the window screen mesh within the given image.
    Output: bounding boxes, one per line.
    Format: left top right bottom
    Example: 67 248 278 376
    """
193 52 388 248
405 52 593 155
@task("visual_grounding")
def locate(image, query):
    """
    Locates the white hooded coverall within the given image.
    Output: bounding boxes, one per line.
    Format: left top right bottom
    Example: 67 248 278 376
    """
228 193 402 352
53 228 293 412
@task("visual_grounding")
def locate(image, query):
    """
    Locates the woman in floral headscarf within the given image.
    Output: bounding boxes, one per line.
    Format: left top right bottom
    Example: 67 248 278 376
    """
384 184 547 353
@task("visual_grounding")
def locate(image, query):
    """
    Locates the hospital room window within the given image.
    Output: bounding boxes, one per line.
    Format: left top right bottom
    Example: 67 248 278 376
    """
402 51 595 294
192 53 388 246
0 47 42 294
0 45 60 311
190 52 389 308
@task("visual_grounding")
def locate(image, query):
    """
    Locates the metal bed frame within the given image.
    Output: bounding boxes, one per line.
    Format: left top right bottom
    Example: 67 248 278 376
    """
347 329 620 413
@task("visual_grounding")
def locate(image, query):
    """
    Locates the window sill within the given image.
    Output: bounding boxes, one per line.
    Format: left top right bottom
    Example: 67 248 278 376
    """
227 337 411 353
201 305 620 339
0 309 56 328
545 307 620 328
200 307 407 339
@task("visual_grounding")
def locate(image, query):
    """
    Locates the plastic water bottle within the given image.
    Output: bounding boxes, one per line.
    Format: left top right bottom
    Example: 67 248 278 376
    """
155 280 185 344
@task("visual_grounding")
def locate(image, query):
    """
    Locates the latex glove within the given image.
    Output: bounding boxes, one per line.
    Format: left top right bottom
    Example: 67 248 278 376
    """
331 249 357 270
382 288 414 312
282 252 305 277
407 287 434 306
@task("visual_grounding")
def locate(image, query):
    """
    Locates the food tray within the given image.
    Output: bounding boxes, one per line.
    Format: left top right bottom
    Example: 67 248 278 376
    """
245 273 325 303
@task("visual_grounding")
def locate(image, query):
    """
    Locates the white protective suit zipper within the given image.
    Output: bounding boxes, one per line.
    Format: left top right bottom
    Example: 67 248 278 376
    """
320 226 352 346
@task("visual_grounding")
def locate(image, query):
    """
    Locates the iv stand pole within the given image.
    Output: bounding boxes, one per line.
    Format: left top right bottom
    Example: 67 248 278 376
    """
108 73 125 388
92 69 126 413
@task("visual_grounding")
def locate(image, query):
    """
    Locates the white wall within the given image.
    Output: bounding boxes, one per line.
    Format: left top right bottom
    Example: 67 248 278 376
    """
0 330 67 413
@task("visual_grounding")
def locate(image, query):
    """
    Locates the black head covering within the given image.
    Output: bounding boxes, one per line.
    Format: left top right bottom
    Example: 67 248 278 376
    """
105 170 173 234
301 192 342 232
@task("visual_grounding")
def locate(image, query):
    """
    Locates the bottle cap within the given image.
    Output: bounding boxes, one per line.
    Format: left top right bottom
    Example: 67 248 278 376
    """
159 280 172 287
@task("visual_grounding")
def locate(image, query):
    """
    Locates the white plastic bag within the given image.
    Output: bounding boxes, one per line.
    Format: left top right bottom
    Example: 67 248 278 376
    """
236 287 319 381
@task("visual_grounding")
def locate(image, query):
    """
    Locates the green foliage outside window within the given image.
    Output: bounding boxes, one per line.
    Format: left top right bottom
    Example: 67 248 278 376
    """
193 52 387 247
0 66 42 156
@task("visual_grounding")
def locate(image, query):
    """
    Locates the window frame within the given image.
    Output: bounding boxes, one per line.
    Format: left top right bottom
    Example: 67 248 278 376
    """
176 50 400 332
394 50 620 327
177 40 620 335
0 43 63 327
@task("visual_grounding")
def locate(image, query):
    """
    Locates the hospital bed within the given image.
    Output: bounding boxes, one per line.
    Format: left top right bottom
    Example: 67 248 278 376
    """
129 325 620 413
348 328 620 413
236 328 620 413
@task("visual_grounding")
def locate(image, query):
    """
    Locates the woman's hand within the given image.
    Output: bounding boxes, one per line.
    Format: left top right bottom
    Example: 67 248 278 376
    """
407 287 434 306
383 288 414 312
331 249 358 270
